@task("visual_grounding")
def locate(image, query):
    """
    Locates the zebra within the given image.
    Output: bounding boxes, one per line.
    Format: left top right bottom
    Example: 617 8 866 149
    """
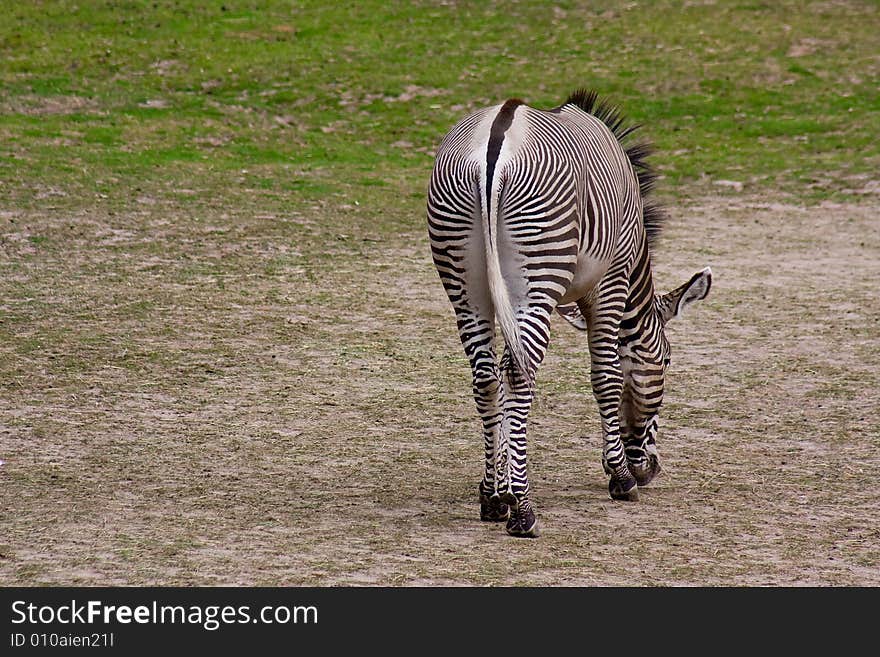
427 89 711 538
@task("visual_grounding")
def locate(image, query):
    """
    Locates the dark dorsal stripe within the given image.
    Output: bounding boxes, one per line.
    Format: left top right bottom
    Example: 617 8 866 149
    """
485 98 523 226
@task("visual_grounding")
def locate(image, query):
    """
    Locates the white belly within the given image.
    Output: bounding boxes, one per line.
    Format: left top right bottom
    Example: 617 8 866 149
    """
558 254 610 304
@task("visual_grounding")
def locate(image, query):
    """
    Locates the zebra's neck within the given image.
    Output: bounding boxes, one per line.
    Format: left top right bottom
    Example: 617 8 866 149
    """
619 234 660 350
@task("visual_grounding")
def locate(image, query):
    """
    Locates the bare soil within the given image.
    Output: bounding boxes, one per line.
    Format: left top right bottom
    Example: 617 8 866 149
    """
1 195 877 585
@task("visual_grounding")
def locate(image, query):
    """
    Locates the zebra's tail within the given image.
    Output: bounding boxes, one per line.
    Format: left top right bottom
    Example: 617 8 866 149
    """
480 176 533 389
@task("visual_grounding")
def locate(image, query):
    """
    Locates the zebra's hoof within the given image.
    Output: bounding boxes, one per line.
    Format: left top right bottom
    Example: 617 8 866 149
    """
506 506 540 538
608 465 639 501
498 490 519 510
479 495 510 522
631 455 662 487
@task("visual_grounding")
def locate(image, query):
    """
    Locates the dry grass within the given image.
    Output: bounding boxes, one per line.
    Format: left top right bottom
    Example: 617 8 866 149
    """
1 194 877 585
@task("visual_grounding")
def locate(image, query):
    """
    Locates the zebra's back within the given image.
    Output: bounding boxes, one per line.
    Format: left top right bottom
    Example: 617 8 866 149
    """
428 99 644 312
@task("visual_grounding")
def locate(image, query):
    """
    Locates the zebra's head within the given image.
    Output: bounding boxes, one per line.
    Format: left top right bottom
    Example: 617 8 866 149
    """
619 267 712 478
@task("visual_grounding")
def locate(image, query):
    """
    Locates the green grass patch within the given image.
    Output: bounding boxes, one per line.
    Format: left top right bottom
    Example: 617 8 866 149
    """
0 1 878 211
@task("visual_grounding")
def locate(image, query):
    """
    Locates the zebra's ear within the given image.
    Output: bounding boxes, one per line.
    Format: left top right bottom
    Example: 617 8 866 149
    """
556 302 588 331
656 267 712 325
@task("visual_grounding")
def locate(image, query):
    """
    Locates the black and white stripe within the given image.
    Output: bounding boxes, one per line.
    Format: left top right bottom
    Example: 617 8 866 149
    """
427 89 711 537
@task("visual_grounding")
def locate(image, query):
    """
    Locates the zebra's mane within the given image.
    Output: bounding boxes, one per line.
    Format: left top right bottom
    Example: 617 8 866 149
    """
561 88 666 253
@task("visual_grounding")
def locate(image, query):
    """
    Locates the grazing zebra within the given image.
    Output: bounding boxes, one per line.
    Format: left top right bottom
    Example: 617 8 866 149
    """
427 89 711 538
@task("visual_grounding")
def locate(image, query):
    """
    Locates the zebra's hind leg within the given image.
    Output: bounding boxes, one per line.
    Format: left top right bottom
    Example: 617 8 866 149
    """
468 350 510 522
498 343 546 539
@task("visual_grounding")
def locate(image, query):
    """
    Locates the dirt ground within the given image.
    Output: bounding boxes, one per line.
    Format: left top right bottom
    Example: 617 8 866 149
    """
1 194 877 585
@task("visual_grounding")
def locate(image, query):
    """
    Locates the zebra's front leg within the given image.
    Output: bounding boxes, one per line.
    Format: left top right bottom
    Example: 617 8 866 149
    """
623 415 662 487
582 294 639 502
592 365 638 501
